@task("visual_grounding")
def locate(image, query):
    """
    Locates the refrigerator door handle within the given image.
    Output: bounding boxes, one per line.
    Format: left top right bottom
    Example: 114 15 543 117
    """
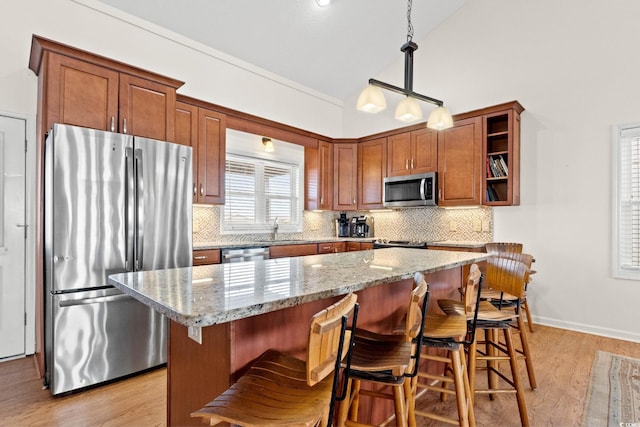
125 147 135 272
134 148 144 271
59 293 133 307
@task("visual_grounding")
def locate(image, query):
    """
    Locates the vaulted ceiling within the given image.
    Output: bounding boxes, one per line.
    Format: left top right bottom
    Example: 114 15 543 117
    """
99 0 466 101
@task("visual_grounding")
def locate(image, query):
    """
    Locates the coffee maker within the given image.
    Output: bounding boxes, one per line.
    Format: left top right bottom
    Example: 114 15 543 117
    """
351 215 371 238
336 212 350 237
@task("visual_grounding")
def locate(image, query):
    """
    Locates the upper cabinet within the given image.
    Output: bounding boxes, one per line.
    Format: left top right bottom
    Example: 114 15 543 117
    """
387 128 438 177
333 143 358 211
483 103 523 206
29 35 183 142
305 140 333 210
358 137 387 210
437 116 483 207
175 98 226 205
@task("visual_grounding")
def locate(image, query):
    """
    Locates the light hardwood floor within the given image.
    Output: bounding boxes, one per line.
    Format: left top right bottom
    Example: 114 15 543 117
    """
1 325 639 426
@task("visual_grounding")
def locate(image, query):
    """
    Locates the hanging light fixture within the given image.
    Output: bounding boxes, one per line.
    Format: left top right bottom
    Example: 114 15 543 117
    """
356 0 453 129
262 137 274 152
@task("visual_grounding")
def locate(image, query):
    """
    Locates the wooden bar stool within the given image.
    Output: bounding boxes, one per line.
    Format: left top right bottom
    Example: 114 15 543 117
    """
412 263 482 427
481 253 537 390
440 257 531 427
191 293 358 427
336 273 429 427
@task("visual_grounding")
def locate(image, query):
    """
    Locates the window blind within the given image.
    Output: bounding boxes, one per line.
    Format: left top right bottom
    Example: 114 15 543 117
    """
223 154 300 232
614 124 640 278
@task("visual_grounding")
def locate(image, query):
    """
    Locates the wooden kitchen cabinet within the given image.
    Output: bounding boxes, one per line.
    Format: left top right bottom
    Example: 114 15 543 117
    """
333 143 358 211
387 128 438 177
270 244 318 259
346 241 373 251
483 102 524 206
30 36 182 142
192 249 221 265
318 242 346 254
437 116 483 206
305 140 333 210
358 138 387 210
175 99 226 205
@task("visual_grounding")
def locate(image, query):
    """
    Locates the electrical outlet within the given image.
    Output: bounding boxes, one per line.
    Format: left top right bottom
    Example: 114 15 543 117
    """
473 220 482 232
482 220 491 232
449 221 458 231
188 326 202 344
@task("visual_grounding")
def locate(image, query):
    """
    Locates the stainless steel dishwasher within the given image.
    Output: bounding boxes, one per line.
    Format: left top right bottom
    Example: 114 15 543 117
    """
221 247 270 263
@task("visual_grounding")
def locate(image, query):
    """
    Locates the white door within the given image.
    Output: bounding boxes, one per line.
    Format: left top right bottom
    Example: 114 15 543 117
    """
0 115 26 359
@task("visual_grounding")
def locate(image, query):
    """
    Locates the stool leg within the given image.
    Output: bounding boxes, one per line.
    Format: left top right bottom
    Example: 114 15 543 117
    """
516 314 537 390
451 347 470 427
392 384 408 427
504 328 530 427
523 299 534 333
405 378 416 427
348 379 361 422
486 329 498 400
336 378 354 427
468 337 478 402
459 346 476 427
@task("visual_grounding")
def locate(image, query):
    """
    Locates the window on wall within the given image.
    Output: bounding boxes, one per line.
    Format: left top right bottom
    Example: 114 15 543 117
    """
222 153 302 234
613 123 640 279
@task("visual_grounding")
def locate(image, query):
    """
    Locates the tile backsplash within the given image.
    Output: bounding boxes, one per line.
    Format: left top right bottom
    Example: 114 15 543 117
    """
193 205 493 246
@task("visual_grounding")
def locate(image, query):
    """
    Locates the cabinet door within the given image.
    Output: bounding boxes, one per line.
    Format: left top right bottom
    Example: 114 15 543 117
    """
437 117 482 206
410 128 438 174
192 249 221 265
358 138 386 210
387 132 411 177
333 143 358 211
45 54 119 132
175 101 199 202
304 141 333 210
119 74 176 141
269 244 318 258
197 108 226 204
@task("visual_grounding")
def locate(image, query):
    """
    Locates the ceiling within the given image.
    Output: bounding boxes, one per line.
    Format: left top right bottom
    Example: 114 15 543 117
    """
98 0 466 101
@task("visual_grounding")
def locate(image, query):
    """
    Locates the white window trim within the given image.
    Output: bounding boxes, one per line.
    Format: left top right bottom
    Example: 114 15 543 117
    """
612 122 640 280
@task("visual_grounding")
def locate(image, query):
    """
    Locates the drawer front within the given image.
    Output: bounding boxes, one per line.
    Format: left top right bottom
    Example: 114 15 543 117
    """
192 249 221 265
318 242 346 254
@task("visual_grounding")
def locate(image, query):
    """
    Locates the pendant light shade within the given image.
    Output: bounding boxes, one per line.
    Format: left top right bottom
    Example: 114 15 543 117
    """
262 137 274 152
394 97 422 122
357 84 387 113
426 106 454 130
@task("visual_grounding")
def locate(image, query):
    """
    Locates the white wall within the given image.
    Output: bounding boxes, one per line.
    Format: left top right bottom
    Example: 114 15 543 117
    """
344 0 640 342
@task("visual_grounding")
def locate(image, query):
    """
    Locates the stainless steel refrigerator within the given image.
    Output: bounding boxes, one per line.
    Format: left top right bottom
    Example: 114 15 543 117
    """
44 123 192 395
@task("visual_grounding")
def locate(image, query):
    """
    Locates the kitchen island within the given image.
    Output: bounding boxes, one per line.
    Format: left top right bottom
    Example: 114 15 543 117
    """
109 247 488 426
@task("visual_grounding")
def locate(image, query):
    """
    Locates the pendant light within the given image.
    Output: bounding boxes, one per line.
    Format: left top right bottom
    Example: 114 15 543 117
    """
356 0 453 129
262 137 274 152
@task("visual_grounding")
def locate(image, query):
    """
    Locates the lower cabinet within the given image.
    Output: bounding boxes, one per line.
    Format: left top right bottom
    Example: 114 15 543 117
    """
346 241 373 251
192 249 221 265
318 242 346 254
269 244 318 259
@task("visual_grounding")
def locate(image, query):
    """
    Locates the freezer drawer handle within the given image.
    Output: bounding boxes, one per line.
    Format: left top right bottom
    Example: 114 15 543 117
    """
59 293 133 307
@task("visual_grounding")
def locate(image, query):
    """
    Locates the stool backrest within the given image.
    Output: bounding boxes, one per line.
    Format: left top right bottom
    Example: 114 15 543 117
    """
485 256 530 300
307 292 358 387
485 242 523 255
406 272 430 377
461 263 483 345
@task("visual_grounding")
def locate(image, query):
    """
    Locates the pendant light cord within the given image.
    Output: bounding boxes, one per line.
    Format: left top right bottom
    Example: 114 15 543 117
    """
406 0 414 42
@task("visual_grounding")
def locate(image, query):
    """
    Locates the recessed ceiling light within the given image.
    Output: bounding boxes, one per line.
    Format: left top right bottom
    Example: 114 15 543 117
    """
315 0 330 7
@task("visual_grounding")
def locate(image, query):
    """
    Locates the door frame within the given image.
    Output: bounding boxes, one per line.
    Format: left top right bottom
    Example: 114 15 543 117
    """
0 110 36 356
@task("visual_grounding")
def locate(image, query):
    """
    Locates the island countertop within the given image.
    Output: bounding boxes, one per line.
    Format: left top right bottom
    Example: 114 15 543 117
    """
108 248 488 328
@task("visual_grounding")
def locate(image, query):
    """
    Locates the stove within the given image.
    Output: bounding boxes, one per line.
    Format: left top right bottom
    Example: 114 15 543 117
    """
373 240 428 249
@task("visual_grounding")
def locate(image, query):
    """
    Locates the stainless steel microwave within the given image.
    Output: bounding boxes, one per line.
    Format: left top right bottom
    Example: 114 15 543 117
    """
383 172 437 207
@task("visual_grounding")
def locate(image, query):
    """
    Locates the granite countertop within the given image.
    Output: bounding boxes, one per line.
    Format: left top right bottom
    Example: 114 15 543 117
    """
193 237 375 250
108 248 488 328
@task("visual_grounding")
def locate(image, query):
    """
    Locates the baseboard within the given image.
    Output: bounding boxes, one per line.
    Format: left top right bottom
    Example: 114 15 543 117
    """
532 315 640 344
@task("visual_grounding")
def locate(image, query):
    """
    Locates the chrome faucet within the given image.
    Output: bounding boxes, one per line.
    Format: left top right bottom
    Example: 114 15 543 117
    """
272 217 279 241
